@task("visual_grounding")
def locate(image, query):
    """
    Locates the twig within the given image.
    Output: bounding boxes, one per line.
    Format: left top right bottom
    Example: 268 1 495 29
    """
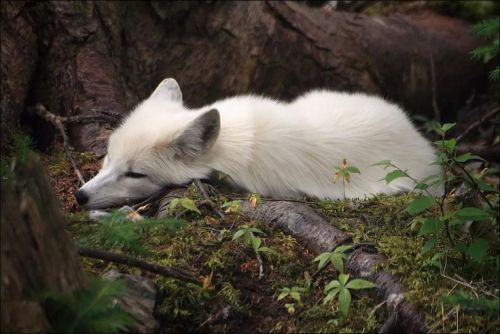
34 104 86 185
194 179 225 218
428 306 459 332
77 247 198 284
197 305 232 330
368 300 387 319
452 158 495 211
441 272 478 298
456 107 499 142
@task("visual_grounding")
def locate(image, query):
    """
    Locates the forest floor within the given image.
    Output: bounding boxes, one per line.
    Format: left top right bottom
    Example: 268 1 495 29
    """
40 143 500 333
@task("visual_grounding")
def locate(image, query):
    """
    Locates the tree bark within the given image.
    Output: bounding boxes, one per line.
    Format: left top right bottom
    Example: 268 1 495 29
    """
1 1 487 156
0 152 87 332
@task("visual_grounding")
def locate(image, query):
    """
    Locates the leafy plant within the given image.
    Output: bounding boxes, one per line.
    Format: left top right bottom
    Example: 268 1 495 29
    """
277 285 308 314
373 122 498 265
333 159 361 199
78 210 183 254
441 289 499 314
169 197 201 215
323 274 376 316
220 200 242 213
313 245 354 274
232 225 278 256
470 17 499 81
40 278 133 333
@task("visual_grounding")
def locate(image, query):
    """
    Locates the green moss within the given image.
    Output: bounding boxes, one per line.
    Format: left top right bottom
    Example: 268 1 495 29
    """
66 188 498 332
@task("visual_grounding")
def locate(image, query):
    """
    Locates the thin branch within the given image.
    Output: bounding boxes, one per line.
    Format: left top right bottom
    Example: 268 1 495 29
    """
58 114 116 124
77 247 199 284
194 179 225 218
452 158 495 211
456 107 499 142
34 104 85 185
197 305 232 330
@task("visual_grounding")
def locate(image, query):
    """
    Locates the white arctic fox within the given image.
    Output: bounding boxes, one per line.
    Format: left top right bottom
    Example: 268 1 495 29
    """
76 78 441 209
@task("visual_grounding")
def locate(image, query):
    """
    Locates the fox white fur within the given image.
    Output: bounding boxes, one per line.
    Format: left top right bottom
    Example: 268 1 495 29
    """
77 78 441 209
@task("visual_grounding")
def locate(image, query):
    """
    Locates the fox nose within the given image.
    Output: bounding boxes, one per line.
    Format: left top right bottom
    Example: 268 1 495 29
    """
75 189 89 206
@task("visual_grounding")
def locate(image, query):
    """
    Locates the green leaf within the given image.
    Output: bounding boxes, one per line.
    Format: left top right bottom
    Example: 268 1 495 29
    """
338 288 352 316
477 182 498 192
179 198 201 214
441 123 456 133
467 239 489 262
323 289 340 304
344 166 361 174
169 198 180 211
383 170 408 184
324 280 341 293
345 279 376 290
331 253 345 273
457 207 490 221
257 246 279 256
455 153 485 163
334 244 354 253
314 252 332 270
418 217 441 236
421 237 436 254
455 240 468 254
277 291 290 301
338 274 350 287
232 229 245 240
406 196 434 215
290 291 301 302
249 227 265 235
434 139 456 152
371 160 392 167
251 237 262 251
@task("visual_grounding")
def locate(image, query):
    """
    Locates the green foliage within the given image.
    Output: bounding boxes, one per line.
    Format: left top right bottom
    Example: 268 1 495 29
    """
313 245 353 273
233 224 278 256
39 278 133 333
333 159 361 199
442 289 499 314
323 274 376 316
218 282 246 313
11 134 35 163
374 120 498 268
169 197 201 215
220 200 242 213
471 17 499 81
77 210 183 254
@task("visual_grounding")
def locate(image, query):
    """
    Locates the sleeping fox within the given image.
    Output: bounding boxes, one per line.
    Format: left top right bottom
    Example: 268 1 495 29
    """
75 78 441 209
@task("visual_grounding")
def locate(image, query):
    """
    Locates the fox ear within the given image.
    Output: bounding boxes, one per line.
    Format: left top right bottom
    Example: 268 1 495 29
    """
171 109 220 160
150 78 182 102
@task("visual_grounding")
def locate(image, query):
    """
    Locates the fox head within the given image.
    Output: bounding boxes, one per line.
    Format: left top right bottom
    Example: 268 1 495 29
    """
75 78 220 209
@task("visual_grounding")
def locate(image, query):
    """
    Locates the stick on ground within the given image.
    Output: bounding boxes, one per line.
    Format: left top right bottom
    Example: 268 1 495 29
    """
78 247 199 284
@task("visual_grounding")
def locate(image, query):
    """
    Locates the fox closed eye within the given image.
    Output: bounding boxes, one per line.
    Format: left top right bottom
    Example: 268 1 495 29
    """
124 171 147 178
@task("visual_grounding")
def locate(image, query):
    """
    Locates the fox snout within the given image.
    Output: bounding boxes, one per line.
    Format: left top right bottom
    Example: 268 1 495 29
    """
75 189 89 206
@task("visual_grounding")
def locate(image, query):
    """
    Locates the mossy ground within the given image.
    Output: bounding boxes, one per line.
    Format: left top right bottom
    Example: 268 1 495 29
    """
43 147 499 333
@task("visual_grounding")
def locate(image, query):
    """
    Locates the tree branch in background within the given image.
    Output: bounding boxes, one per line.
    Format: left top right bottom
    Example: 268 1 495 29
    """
456 107 499 142
34 104 86 185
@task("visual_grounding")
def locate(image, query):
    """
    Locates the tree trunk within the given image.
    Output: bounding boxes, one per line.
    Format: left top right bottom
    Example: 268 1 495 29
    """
1 1 487 156
0 152 87 332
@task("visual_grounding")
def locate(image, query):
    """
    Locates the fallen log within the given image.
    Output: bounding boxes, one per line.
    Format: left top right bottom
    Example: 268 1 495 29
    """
241 200 427 333
152 186 427 332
